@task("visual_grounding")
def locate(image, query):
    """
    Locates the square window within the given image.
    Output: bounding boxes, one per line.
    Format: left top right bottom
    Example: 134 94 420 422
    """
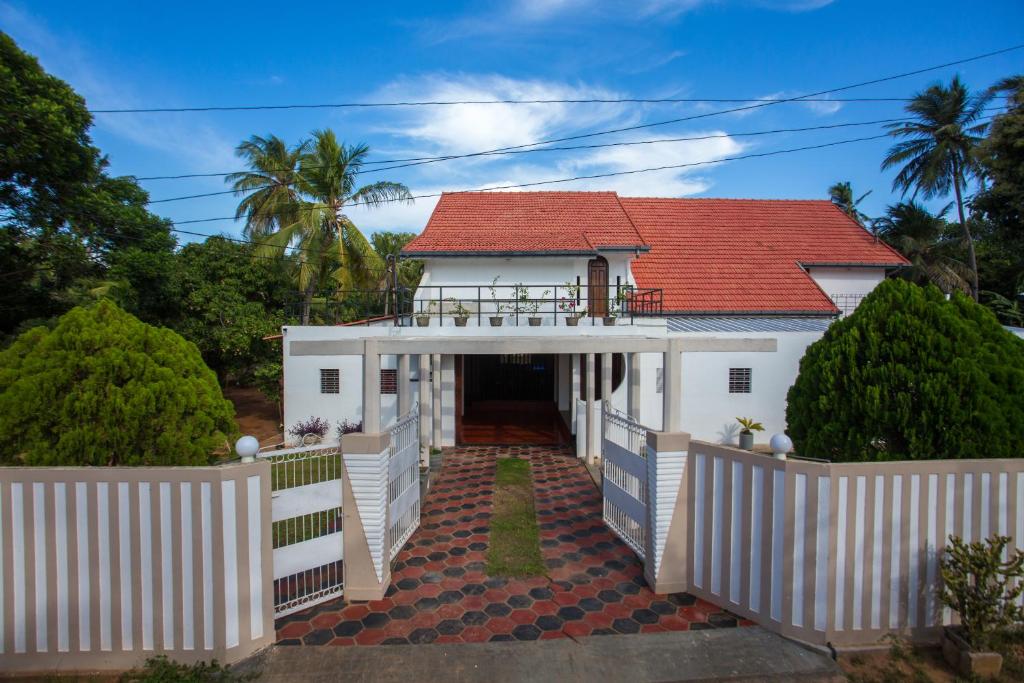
320 368 340 394
380 369 397 395
729 368 752 394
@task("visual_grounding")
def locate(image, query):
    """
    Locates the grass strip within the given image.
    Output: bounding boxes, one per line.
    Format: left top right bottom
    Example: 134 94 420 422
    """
487 458 545 577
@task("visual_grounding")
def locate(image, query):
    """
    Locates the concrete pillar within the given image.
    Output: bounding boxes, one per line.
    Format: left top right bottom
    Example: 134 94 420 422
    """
628 352 642 421
398 353 411 417
340 431 391 600
431 353 442 449
362 340 380 433
662 339 683 433
570 353 580 432
601 352 613 403
643 430 691 594
418 355 429 465
585 353 596 463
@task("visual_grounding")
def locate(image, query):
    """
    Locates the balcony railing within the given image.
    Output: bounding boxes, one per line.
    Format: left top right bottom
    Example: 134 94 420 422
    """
283 284 664 326
830 293 866 317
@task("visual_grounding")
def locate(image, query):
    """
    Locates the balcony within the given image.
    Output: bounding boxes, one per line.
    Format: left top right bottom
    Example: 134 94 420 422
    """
284 284 664 327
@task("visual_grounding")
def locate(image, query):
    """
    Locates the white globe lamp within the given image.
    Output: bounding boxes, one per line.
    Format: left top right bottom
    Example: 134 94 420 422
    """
769 433 793 461
235 435 260 463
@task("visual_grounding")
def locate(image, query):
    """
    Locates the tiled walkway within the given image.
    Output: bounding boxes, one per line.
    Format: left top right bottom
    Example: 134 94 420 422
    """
276 445 746 646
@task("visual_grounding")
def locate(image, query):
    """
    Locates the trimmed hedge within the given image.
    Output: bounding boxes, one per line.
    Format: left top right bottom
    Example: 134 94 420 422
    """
0 300 235 465
786 279 1024 461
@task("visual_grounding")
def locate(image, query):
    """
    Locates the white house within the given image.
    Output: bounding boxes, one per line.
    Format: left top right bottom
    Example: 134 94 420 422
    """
281 191 907 456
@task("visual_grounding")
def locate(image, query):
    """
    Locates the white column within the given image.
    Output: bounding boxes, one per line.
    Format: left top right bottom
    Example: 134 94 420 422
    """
585 353 596 463
570 354 580 432
662 340 683 433
398 353 411 417
431 353 442 449
418 355 429 466
362 340 381 433
628 352 642 421
601 352 613 404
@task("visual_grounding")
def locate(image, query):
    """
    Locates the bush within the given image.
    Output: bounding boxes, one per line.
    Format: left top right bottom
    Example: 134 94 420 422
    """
786 279 1024 461
288 416 330 440
939 535 1024 650
0 300 235 466
121 655 253 682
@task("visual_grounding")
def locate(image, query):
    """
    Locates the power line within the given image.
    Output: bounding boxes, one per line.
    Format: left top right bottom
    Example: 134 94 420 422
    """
89 97 917 114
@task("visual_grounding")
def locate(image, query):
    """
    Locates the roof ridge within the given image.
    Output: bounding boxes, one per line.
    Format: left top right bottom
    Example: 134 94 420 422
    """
619 196 834 203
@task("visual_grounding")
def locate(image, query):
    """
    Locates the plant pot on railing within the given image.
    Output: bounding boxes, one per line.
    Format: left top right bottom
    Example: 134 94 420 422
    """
454 316 469 327
489 316 504 327
602 316 616 326
942 626 1003 678
528 317 542 326
415 315 430 327
565 314 581 327
736 417 764 450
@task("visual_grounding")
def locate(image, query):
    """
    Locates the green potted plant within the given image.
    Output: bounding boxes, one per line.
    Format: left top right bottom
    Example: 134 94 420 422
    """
415 300 436 327
559 281 583 326
735 417 764 450
604 290 627 326
488 276 505 327
447 298 471 327
939 534 1024 678
522 287 549 326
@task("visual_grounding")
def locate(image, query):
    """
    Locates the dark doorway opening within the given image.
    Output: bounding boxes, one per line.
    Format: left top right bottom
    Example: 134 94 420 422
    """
458 354 570 445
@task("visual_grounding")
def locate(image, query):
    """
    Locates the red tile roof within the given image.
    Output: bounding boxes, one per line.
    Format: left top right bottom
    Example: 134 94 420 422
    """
402 191 646 255
402 192 908 314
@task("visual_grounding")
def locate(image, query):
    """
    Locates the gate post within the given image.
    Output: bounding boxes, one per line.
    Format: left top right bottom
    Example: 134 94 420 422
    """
644 430 691 594
341 432 392 600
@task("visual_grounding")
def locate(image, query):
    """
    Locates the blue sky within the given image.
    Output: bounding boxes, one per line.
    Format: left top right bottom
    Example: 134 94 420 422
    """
3 0 1022 241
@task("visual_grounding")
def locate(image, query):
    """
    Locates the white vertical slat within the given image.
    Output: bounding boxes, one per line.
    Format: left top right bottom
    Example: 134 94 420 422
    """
907 474 920 628
138 482 153 651
962 473 973 543
97 482 111 651
0 484 5 654
998 473 1008 560
749 465 764 613
792 473 806 629
32 483 48 652
1017 473 1024 608
180 483 194 650
118 482 132 650
12 483 26 654
834 476 848 631
159 482 174 650
247 475 264 640
888 474 902 629
201 482 214 651
852 476 865 631
980 472 991 540
729 461 743 606
944 474 955 623
710 456 723 596
692 454 705 589
54 483 69 652
75 482 90 652
870 475 884 630
925 474 938 626
814 476 830 632
770 469 784 623
222 480 240 649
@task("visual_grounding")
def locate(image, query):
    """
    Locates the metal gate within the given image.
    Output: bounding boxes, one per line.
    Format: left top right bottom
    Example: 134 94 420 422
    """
388 405 421 560
601 403 650 559
261 442 345 617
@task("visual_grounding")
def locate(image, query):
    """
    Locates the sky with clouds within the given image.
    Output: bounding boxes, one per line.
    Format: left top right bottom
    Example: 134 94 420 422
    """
2 0 1022 241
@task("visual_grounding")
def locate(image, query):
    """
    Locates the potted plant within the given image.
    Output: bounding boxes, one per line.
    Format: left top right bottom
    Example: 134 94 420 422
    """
415 300 435 327
604 290 626 326
488 276 505 326
559 281 583 325
446 297 471 327
939 534 1024 678
735 417 764 450
522 288 549 326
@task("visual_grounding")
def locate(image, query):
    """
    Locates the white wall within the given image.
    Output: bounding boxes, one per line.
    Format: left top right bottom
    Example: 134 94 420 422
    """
806 266 886 296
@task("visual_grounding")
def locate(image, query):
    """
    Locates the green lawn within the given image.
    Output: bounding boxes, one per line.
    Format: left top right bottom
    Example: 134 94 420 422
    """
486 458 545 577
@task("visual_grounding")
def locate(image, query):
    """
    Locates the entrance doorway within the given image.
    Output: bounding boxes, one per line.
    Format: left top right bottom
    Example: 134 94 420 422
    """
588 256 609 317
457 354 570 445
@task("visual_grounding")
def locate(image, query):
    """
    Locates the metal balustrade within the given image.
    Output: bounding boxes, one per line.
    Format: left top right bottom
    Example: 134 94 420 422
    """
601 404 652 559
387 405 421 560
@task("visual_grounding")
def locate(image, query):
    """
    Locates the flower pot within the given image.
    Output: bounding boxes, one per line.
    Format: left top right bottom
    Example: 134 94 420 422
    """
454 316 469 327
489 317 504 327
528 317 542 327
738 431 754 450
603 316 616 326
942 626 1003 678
565 316 580 327
415 316 430 327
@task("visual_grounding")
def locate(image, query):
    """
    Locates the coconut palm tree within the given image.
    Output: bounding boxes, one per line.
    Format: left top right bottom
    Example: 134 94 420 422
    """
828 181 872 226
881 76 991 300
226 135 306 240
874 201 972 294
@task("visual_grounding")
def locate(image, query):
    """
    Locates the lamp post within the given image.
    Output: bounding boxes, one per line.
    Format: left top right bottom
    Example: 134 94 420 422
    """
235 435 260 463
769 433 793 461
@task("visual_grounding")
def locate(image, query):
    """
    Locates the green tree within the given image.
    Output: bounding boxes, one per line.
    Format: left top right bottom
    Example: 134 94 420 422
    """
874 201 971 294
827 181 872 226
785 279 1024 461
371 230 423 312
0 301 235 466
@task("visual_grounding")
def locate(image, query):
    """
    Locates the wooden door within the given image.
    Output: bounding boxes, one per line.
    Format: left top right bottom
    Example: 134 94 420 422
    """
588 257 609 317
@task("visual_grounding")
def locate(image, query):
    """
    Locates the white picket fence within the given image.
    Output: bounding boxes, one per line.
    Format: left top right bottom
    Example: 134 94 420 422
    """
601 404 650 559
387 405 421 561
260 442 344 617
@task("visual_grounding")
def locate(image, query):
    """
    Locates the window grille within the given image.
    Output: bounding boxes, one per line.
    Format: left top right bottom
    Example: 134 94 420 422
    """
320 368 340 394
380 369 397 394
729 368 752 393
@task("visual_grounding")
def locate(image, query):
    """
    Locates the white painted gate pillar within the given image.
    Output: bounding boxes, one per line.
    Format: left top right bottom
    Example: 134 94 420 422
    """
340 431 391 600
644 430 691 594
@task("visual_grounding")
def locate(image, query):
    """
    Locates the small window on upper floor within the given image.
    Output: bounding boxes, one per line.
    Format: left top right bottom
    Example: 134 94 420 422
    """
320 368 340 394
729 368 752 394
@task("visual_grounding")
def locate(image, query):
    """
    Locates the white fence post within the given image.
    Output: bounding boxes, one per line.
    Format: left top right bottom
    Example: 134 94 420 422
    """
340 432 391 601
644 431 691 594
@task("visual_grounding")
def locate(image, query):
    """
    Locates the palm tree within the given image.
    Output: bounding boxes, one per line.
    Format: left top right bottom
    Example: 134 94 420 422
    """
881 76 991 300
229 130 413 323
874 201 972 294
828 181 872 226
